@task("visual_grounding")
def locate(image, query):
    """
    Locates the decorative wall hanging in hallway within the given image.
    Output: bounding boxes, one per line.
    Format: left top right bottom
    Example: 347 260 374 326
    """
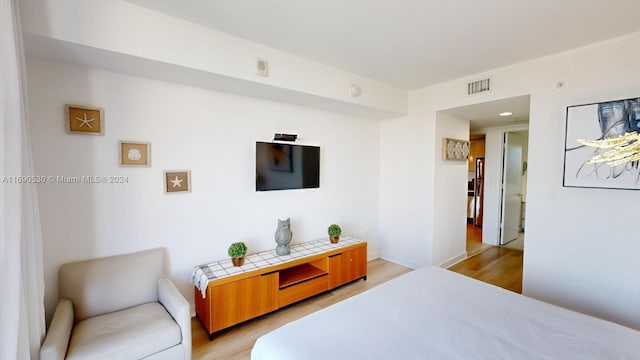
442 138 470 161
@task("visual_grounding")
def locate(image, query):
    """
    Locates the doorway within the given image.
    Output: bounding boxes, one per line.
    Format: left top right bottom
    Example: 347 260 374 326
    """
440 95 530 256
467 135 491 256
499 130 528 250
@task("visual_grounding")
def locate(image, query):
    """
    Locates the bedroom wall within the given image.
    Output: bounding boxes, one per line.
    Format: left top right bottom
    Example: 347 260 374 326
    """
27 57 381 323
379 31 640 329
378 112 434 269
433 112 468 266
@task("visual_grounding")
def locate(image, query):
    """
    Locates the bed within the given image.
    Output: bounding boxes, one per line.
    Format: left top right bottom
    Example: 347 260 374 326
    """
251 266 640 359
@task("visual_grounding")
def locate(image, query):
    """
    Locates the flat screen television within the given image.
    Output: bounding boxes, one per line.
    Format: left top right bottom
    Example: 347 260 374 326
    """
256 142 320 191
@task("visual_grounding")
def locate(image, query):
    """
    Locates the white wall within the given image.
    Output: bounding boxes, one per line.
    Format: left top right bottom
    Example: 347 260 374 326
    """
27 57 381 322
379 32 640 329
433 112 468 266
378 112 434 269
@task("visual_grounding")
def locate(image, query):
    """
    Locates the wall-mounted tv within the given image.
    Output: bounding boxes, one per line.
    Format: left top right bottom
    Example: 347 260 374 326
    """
256 142 320 191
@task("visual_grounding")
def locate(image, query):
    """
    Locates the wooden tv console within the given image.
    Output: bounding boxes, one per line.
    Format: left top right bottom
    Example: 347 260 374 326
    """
193 238 367 339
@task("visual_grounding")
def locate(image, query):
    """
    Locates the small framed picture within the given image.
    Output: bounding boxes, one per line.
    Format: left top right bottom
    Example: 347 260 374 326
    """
120 141 151 167
65 104 104 135
442 138 470 161
164 170 191 194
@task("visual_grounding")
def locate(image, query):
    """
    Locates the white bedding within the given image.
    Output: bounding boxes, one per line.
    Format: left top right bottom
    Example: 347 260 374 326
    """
251 266 640 359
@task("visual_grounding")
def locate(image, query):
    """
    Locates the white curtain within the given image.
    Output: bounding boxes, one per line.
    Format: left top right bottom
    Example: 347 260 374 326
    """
0 0 46 359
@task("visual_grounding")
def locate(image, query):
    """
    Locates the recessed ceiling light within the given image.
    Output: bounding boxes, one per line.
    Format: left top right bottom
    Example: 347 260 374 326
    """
499 112 513 117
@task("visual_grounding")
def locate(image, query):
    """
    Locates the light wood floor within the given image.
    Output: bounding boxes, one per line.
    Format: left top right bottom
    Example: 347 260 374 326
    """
191 258 412 360
192 248 523 359
466 223 492 257
448 246 523 293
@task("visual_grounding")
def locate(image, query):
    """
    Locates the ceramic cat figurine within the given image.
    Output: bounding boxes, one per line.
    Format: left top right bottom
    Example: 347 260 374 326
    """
275 218 293 255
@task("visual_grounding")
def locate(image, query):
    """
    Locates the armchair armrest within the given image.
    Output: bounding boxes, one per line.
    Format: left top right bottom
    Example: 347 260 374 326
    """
40 299 74 360
158 276 191 360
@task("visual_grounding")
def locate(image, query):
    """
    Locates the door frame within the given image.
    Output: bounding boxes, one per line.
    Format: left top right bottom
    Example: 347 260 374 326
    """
499 131 526 245
477 124 529 247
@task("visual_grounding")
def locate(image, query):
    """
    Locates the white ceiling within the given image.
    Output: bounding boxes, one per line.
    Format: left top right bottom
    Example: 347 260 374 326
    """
443 95 530 131
127 0 640 90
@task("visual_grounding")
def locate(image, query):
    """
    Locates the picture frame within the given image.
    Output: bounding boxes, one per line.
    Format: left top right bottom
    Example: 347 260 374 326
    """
442 138 470 161
120 141 151 167
65 104 105 135
164 170 191 194
563 96 640 190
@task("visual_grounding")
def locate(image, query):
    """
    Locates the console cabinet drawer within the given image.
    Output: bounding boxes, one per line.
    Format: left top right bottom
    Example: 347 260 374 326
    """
279 274 328 307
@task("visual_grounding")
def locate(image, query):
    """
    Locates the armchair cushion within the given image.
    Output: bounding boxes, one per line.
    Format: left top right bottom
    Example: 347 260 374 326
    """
41 248 190 359
66 302 181 360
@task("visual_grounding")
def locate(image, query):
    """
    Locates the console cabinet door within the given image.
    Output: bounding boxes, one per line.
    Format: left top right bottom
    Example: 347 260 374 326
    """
210 272 278 331
328 245 367 289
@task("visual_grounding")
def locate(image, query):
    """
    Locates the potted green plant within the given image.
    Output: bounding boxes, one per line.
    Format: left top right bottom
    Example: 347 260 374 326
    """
328 224 342 244
228 242 248 266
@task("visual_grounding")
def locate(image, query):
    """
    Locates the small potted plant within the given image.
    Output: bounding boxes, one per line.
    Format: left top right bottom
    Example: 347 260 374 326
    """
328 224 342 244
228 242 248 267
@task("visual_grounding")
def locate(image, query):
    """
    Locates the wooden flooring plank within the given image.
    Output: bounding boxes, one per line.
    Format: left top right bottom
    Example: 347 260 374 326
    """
448 246 523 293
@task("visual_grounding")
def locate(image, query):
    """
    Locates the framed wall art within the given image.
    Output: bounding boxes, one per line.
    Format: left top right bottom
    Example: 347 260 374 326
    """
120 141 151 167
563 96 640 190
442 138 470 161
164 170 191 194
65 104 104 135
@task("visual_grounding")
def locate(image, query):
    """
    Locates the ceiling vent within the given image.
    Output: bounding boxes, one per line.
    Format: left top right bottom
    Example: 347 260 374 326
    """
467 78 491 95
255 58 268 77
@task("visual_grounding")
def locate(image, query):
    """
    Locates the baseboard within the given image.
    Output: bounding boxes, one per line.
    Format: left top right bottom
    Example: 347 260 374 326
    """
378 255 421 270
438 252 467 268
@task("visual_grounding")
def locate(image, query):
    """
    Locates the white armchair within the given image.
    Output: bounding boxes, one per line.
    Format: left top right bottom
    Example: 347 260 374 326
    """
40 248 191 360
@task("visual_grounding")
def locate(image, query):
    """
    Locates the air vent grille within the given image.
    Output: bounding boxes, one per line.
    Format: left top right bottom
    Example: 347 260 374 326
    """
467 78 491 95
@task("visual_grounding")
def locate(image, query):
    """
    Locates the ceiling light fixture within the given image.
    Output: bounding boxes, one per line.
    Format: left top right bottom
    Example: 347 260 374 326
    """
499 112 513 117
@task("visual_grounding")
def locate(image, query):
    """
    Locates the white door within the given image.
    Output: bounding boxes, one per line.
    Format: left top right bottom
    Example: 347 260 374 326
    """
500 132 524 245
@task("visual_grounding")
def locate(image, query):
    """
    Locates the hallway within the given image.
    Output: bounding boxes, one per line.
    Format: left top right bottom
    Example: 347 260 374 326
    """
466 224 492 257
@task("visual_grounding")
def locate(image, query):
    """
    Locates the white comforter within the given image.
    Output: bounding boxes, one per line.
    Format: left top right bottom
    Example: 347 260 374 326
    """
252 266 640 359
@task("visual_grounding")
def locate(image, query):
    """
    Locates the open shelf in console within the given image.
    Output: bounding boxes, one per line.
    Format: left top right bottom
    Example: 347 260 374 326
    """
279 263 327 289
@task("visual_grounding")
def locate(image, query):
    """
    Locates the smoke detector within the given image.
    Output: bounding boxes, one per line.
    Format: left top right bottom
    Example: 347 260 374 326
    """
349 83 362 97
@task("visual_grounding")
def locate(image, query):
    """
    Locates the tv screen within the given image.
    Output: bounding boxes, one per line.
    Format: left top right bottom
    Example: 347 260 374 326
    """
256 142 320 191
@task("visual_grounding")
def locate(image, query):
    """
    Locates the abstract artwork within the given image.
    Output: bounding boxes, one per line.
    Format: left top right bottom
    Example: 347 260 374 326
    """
442 138 470 161
65 104 104 135
164 170 191 194
120 141 151 167
563 97 640 190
